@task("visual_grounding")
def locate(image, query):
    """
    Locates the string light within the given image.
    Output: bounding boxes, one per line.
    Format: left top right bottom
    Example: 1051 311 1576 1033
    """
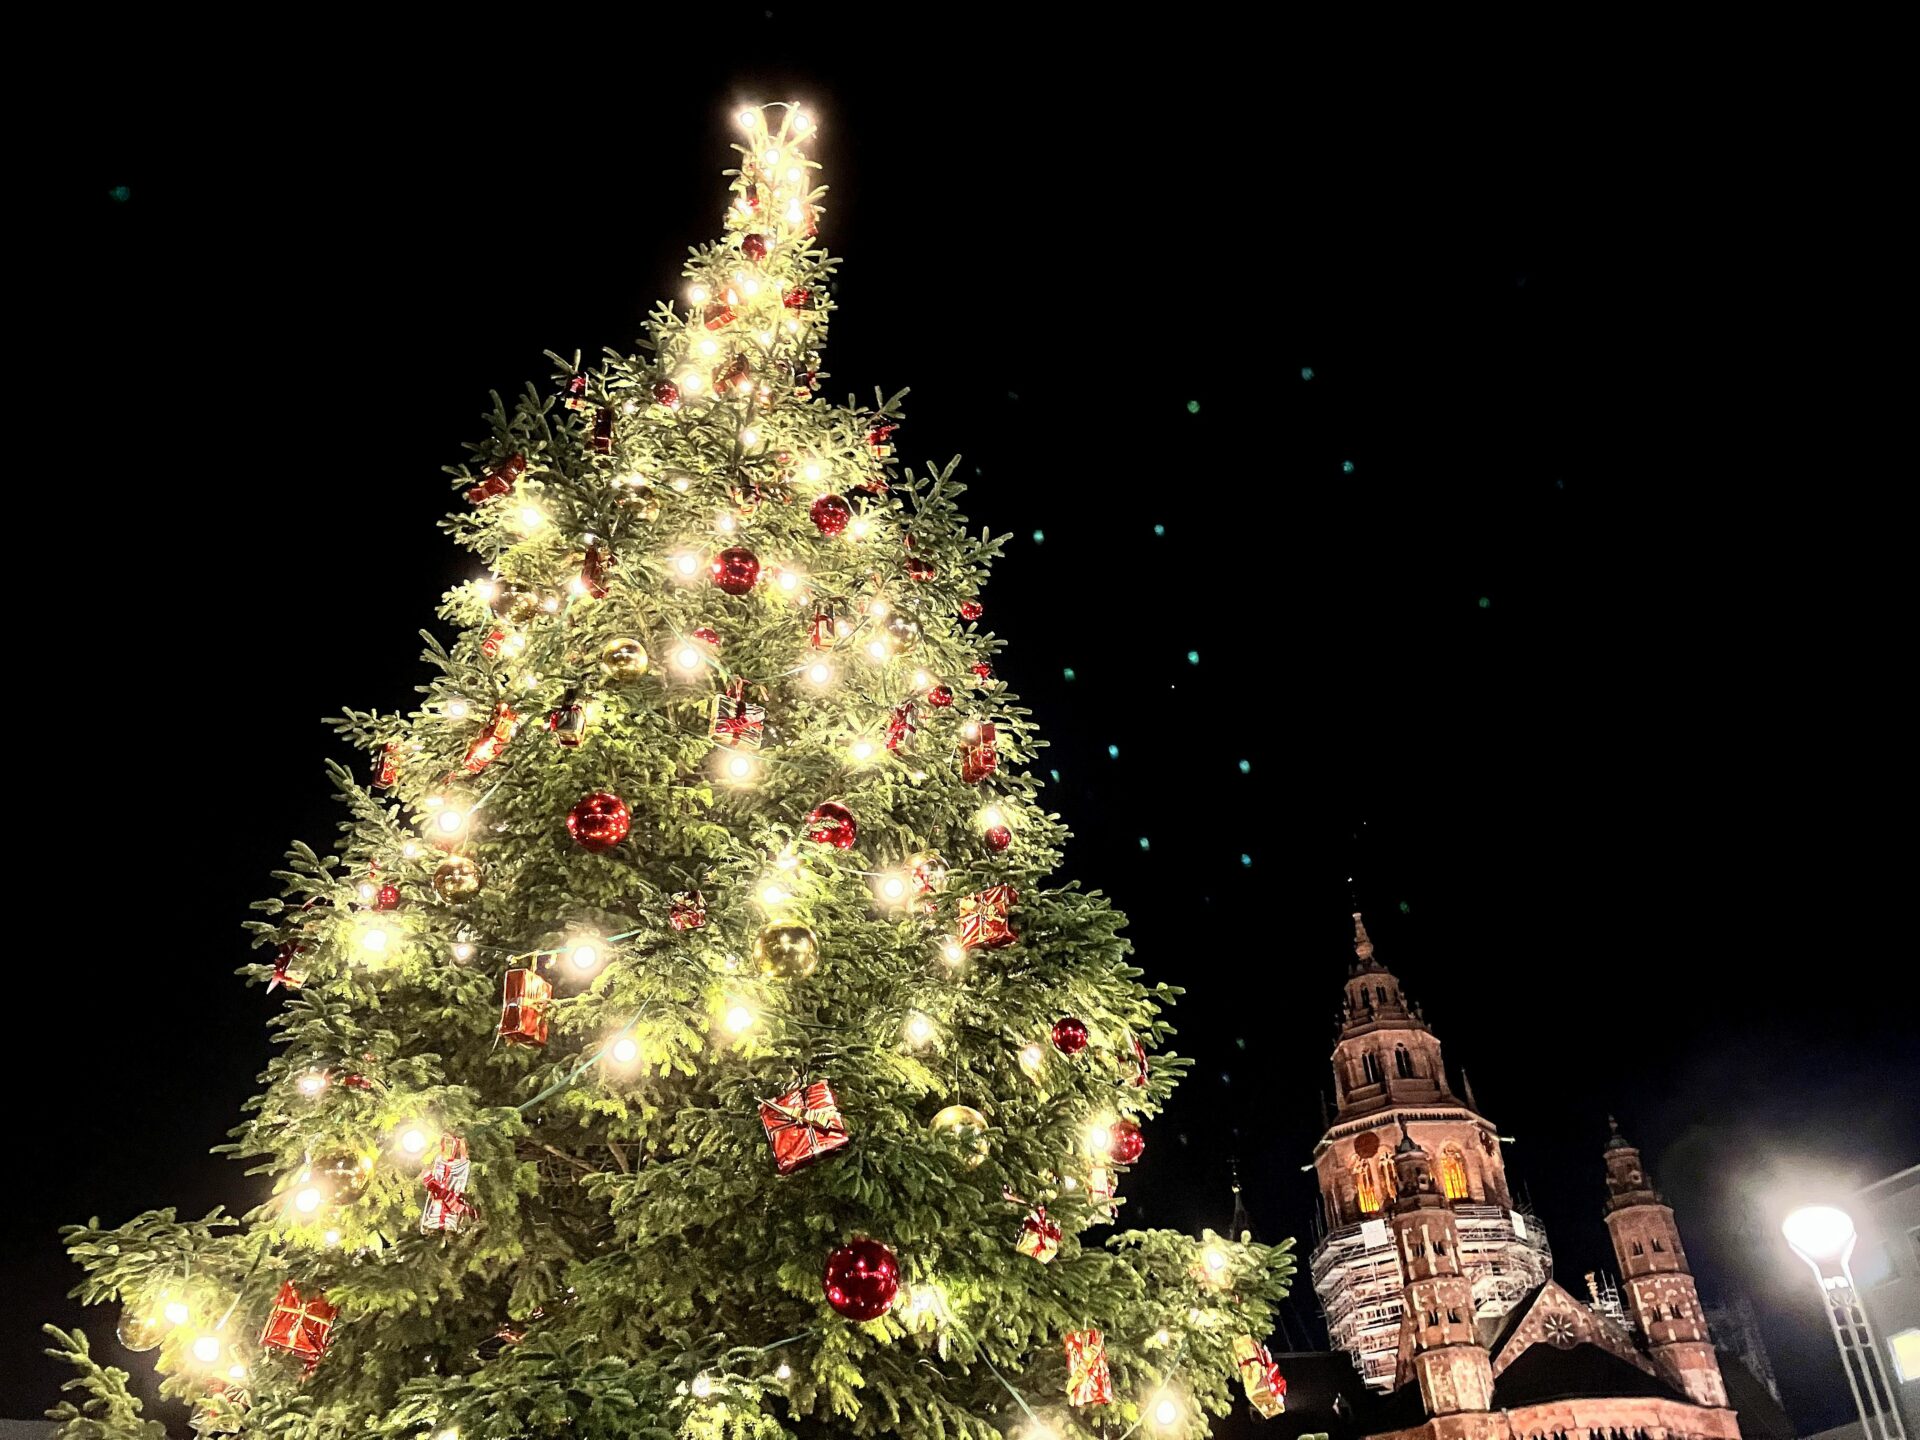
875 870 912 906
775 567 802 594
1149 1392 1184 1430
723 1002 756 1035
296 1070 328 1097
323 1228 342 1247
940 939 966 966
399 1126 431 1156
736 109 758 128
569 941 602 973
848 738 877 763
759 882 792 908
912 669 931 688
1019 1043 1046 1080
227 1362 248 1382
1087 1117 1115 1155
691 1373 714 1399
452 942 475 962
672 552 702 580
904 1012 935 1048
775 1362 792 1381
435 805 468 837
849 517 871 540
515 505 545 533
163 1300 191 1327
293 1185 324 1214
978 804 1006 831
1201 1244 1230 1284
608 1035 640 1066
190 1334 222 1364
720 751 760 786
865 639 890 663
690 283 711 304
804 661 834 688
360 926 391 955
446 698 469 719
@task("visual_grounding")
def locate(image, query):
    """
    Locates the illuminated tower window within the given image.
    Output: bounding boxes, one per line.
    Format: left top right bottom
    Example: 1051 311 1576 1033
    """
1355 1157 1382 1214
1441 1144 1469 1200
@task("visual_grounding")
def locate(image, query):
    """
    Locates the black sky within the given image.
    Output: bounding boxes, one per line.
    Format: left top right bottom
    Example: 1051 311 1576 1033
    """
13 22 1913 1435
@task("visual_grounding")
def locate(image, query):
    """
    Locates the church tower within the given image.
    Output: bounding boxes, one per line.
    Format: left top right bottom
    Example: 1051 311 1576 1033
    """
1310 914 1551 1390
1387 1123 1498 1419
1601 1120 1730 1408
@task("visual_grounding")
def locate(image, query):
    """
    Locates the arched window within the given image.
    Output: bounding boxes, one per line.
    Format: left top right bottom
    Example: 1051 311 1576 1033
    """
1362 1052 1384 1085
1354 1157 1382 1214
1377 985 1388 1003
1395 1045 1416 1078
1377 1156 1399 1200
1651 1238 1665 1253
1440 1144 1469 1200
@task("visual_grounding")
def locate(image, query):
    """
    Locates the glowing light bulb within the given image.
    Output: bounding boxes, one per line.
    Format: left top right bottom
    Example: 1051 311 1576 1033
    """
724 1002 755 1035
356 881 376 902
1151 1394 1181 1430
1203 1245 1229 1275
690 283 711 303
786 167 802 184
865 639 890 663
399 1126 430 1155
679 373 702 395
1154 1328 1172 1346
294 1185 324 1214
323 1228 342 1247
764 149 781 166
401 841 421 859
793 110 811 132
691 1373 714 1399
435 807 466 835
912 669 930 688
776 568 801 593
979 805 1006 830
904 1012 934 1047
452 942 475 962
741 427 760 447
227 1362 248 1381
570 943 601 972
361 926 390 955
786 200 805 225
475 580 498 603
191 1334 222 1364
716 511 737 534
672 552 701 579
941 939 966 966
609 1035 639 1066
1088 1119 1115 1154
742 279 761 298
446 698 469 719
803 462 823 482
775 1362 792 1381
759 883 791 908
698 338 718 357
163 1300 191 1327
848 738 876 763
296 1070 327 1097
673 644 704 674
737 108 758 128
870 599 891 620
1019 1043 1046 1079
724 752 759 784
877 871 911 905
516 506 544 532
805 661 833 687
849 518 871 540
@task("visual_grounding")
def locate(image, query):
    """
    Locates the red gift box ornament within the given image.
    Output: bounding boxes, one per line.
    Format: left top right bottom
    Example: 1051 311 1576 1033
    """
420 1134 474 1234
668 890 708 932
578 538 615 599
1065 1328 1112 1406
703 299 737 331
958 721 998 784
886 699 918 753
545 691 588 748
462 701 520 774
466 453 526 505
259 1281 337 1368
960 885 1017 950
758 1078 852 1174
371 741 400 789
560 374 593 412
711 680 766 751
498 967 552 1047
1234 1334 1287 1418
1016 1206 1062 1263
591 406 615 454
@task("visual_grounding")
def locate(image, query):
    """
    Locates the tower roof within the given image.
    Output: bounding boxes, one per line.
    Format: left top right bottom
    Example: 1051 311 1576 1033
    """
1604 1115 1636 1152
1350 911 1388 974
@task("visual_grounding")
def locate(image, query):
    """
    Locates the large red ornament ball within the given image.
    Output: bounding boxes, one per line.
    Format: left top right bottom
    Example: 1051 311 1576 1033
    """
822 1238 899 1321
1108 1118 1145 1164
959 600 984 621
983 824 1012 853
652 379 681 410
1051 1017 1090 1055
373 883 402 911
567 791 631 853
810 494 852 536
711 547 761 595
806 801 858 850
927 684 955 708
741 232 769 261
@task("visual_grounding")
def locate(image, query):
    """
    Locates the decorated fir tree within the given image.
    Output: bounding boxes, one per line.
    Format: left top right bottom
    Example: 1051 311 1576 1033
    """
51 104 1293 1438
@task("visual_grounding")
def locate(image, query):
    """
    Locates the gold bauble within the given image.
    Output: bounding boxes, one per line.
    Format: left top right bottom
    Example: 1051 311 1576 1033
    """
433 855 483 901
490 582 540 623
882 613 921 652
753 921 819 980
309 1149 372 1204
930 1104 991 1168
116 1308 164 1352
600 637 650 680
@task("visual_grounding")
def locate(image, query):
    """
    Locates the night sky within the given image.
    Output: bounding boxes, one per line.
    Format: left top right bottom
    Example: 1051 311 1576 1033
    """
15 28 1914 1435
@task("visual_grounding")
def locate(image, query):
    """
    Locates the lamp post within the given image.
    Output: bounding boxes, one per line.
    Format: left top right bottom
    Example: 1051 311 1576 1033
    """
1783 1204 1909 1440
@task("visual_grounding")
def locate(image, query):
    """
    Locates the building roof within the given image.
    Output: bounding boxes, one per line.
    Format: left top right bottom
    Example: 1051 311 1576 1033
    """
1719 1349 1796 1440
1492 1341 1691 1408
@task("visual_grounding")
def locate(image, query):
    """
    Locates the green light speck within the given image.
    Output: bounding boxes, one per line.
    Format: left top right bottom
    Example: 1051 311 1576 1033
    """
1185 400 1200 414
1240 853 1252 867
1186 650 1200 665
1031 530 1045 544
1049 769 1060 782
1478 596 1491 609
1153 524 1165 537
1398 901 1411 914
1238 759 1251 775
1301 366 1315 380
1107 744 1120 760
108 184 131 203
1063 667 1076 681
1341 460 1355 474
1138 837 1151 851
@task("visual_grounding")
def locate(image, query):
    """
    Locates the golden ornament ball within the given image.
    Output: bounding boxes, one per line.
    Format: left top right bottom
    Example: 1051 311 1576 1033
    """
600 636 650 680
882 612 921 652
432 855 483 901
308 1149 372 1204
930 1104 991 1167
753 921 819 980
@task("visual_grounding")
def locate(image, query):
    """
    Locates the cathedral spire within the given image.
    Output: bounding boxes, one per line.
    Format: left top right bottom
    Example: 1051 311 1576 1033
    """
1352 910 1383 971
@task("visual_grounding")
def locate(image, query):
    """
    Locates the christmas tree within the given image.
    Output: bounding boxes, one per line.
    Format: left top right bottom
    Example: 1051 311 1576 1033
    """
51 104 1293 1439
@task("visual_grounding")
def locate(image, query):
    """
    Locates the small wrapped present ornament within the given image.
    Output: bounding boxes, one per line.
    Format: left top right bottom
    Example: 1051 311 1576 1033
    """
668 890 708 932
420 1135 474 1233
591 406 615 454
560 374 593 412
498 967 553 1047
958 721 998 783
1064 1328 1112 1407
759 1079 851 1174
1087 1165 1117 1221
462 702 520 774
1234 1335 1287 1418
480 628 507 660
545 691 589 747
1016 1207 1062 1263
808 599 846 649
710 680 766 751
371 741 399 790
466 453 526 504
259 1281 337 1367
703 299 737 331
578 538 615 599
268 941 307 994
959 885 1017 950
886 699 918 753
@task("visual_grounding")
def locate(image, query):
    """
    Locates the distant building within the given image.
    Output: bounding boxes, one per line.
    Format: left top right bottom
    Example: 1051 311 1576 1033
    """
1849 1165 1920 1436
1703 1292 1781 1403
1297 915 1762 1440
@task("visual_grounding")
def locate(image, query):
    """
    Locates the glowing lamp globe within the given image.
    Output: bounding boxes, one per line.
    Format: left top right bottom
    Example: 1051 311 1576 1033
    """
1783 1204 1856 1264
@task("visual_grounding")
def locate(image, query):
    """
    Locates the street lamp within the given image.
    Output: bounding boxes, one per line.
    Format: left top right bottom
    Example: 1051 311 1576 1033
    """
1783 1204 1908 1440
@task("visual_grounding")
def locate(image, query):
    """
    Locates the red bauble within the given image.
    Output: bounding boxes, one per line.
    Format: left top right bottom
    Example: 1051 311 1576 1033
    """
806 801 858 850
1108 1118 1145 1164
652 379 682 409
1051 1017 1090 1055
972 661 994 681
711 547 761 595
983 824 1012 853
567 791 630 853
784 287 811 309
927 684 955 708
959 600 984 621
692 625 721 646
373 883 402 912
906 556 936 582
822 1239 899 1321
741 233 769 261
810 494 852 536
